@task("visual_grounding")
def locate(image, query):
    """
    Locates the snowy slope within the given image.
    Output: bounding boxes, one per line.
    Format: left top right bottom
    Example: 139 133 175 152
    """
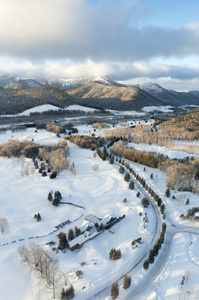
1 122 199 299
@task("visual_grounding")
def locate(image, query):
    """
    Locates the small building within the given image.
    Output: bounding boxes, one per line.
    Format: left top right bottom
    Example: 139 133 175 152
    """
85 214 101 224
101 215 116 226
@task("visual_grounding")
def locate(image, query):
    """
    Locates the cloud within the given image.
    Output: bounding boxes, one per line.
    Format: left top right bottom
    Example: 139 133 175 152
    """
0 0 199 62
0 58 198 81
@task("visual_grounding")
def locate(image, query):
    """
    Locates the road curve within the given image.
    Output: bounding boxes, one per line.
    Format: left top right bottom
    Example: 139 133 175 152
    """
90 157 199 300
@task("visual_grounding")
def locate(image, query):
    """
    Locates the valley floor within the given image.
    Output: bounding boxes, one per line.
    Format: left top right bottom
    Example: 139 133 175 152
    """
0 126 199 299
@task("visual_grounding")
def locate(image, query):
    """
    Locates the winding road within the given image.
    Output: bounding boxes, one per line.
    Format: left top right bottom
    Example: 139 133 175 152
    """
88 157 199 300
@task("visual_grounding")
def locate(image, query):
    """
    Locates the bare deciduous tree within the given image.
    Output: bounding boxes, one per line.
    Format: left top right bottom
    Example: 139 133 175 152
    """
18 242 61 299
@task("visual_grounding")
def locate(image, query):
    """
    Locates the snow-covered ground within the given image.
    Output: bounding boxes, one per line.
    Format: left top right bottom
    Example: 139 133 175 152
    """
0 104 99 118
0 128 154 300
142 106 174 113
19 104 62 116
109 110 145 116
154 233 199 299
1 125 199 299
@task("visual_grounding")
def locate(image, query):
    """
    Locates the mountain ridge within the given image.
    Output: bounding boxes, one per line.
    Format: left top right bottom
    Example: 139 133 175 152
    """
0 74 199 115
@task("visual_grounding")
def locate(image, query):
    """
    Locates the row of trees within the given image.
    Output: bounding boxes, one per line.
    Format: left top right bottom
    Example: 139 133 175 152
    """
58 226 82 248
143 223 167 270
111 141 161 168
180 206 199 221
115 140 199 192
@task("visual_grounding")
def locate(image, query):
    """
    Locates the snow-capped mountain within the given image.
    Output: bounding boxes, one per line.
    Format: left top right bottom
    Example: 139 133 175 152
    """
0 74 199 113
35 76 94 91
35 76 122 91
0 74 43 89
0 75 122 91
135 82 199 106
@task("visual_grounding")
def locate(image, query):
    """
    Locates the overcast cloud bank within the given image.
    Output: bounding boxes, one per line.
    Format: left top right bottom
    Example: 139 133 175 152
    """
0 0 199 91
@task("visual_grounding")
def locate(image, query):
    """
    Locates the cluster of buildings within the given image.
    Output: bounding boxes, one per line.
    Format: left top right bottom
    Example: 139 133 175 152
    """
67 214 118 251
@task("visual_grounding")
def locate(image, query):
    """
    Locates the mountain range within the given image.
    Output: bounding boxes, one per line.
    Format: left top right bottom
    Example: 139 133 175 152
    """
0 74 198 114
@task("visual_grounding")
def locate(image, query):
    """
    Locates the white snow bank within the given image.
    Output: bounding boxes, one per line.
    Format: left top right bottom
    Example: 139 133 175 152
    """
19 104 61 116
65 105 98 112
142 106 173 112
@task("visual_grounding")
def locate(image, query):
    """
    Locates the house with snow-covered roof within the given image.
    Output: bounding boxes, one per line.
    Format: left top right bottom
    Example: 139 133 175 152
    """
67 230 101 251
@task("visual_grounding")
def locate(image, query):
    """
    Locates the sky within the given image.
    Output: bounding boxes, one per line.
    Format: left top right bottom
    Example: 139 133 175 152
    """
0 0 199 91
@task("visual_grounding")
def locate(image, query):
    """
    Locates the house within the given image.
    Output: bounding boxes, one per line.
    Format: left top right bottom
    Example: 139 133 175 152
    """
79 222 93 234
101 215 116 226
67 231 101 251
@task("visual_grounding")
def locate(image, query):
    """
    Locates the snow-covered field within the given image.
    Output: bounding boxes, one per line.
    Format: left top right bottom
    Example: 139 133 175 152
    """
155 233 199 299
128 142 197 159
0 128 153 300
141 106 174 113
1 125 199 299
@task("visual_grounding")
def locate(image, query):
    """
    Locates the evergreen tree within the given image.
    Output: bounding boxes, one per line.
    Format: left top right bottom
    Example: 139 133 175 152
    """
141 197 149 208
110 156 114 164
60 285 75 300
129 180 135 189
165 188 170 197
74 226 81 237
52 197 60 206
154 242 160 256
149 249 155 264
111 282 119 299
124 173 130 182
123 275 131 289
109 248 116 260
115 249 121 259
54 190 62 200
136 192 140 198
37 213 41 222
159 232 165 244
50 171 57 179
68 228 74 241
60 288 66 300
160 203 165 214
157 198 162 207
97 223 104 232
48 192 53 201
186 198 189 205
143 260 149 270
109 249 121 260
162 222 167 233
119 166 124 174
59 232 67 250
